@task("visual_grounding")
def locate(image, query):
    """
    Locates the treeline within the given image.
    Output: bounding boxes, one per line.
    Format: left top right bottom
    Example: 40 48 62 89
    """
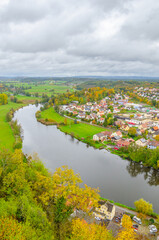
50 87 115 106
121 143 159 169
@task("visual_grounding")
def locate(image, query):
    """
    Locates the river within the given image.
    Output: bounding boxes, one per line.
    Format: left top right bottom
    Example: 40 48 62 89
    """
14 105 159 213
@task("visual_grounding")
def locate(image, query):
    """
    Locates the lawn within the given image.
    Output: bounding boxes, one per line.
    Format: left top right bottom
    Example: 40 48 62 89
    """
40 107 72 124
0 101 24 150
60 122 106 138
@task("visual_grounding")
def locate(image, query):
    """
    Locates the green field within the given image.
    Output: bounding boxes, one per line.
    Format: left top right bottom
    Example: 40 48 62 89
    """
0 101 24 150
40 107 106 138
16 95 41 103
6 81 74 96
60 122 106 138
40 107 72 124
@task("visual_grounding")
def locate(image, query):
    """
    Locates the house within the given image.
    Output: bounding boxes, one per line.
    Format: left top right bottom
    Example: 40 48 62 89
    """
93 201 115 220
138 123 148 130
116 139 131 148
93 132 106 141
97 111 105 117
93 131 113 141
111 130 122 139
120 124 129 131
147 141 159 149
98 118 105 124
135 138 148 147
77 113 86 119
153 126 159 131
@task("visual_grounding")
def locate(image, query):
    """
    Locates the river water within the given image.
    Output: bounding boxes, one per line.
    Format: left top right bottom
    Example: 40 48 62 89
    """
14 105 159 212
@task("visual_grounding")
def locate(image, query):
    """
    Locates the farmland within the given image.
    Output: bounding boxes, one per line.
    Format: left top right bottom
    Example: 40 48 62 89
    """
4 80 75 97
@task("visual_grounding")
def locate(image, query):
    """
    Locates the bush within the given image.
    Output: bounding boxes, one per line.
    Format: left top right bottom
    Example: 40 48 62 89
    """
149 218 154 224
134 198 153 215
13 141 22 150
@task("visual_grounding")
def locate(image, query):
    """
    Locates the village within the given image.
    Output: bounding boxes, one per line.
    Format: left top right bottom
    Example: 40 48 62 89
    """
60 92 159 151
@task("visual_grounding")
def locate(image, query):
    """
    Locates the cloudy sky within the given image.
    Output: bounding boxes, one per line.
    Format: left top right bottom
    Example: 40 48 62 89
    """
0 0 159 77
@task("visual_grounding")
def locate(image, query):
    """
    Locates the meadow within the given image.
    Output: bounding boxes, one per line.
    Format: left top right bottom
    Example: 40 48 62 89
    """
40 107 72 124
39 106 106 138
0 101 24 150
60 122 106 138
5 80 74 96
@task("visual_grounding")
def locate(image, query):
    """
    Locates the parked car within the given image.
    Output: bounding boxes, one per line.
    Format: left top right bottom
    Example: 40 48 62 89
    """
133 216 142 225
149 225 157 233
132 224 138 230
95 217 101 221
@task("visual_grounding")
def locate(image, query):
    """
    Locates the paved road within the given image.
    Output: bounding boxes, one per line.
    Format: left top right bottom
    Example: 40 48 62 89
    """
115 205 137 216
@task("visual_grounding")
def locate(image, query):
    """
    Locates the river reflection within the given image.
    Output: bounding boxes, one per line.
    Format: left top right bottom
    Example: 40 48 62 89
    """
14 105 159 213
127 161 159 186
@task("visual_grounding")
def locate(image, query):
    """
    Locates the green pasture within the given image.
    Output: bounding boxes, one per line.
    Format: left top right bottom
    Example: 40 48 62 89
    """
60 122 106 138
16 95 41 103
40 107 72 124
6 81 74 96
0 101 24 150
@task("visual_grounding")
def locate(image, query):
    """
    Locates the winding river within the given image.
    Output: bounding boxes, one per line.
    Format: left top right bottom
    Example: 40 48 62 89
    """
14 105 159 213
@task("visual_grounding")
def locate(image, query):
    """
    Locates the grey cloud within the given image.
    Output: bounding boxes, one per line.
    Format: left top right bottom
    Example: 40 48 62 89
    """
0 0 158 76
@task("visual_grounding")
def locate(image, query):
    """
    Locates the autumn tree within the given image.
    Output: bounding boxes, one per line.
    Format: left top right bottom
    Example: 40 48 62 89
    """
0 217 25 240
0 93 8 105
64 117 67 125
71 218 114 240
134 198 153 215
128 127 137 137
155 135 159 141
32 165 100 240
116 215 136 240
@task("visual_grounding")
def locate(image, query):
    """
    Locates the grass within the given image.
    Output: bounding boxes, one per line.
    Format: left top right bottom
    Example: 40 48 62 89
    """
60 123 106 138
40 108 72 124
16 95 41 104
6 81 74 97
39 107 107 139
0 101 25 150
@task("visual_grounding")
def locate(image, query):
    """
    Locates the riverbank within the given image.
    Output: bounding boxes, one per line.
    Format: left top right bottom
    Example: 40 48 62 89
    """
36 106 159 170
0 101 26 150
36 107 109 149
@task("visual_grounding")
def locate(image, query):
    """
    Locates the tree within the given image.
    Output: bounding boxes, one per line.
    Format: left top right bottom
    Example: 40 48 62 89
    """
155 135 159 141
32 166 100 240
71 218 114 240
0 93 8 105
116 215 136 240
134 198 153 215
0 217 25 240
128 127 137 137
64 118 67 125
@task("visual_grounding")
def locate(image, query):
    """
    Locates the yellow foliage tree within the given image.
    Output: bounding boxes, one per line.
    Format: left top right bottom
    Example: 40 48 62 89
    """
0 93 8 105
0 217 25 240
155 135 159 141
134 198 153 215
71 218 114 240
116 215 136 240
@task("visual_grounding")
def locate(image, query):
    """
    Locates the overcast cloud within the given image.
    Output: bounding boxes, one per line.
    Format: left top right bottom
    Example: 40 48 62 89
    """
0 0 159 77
